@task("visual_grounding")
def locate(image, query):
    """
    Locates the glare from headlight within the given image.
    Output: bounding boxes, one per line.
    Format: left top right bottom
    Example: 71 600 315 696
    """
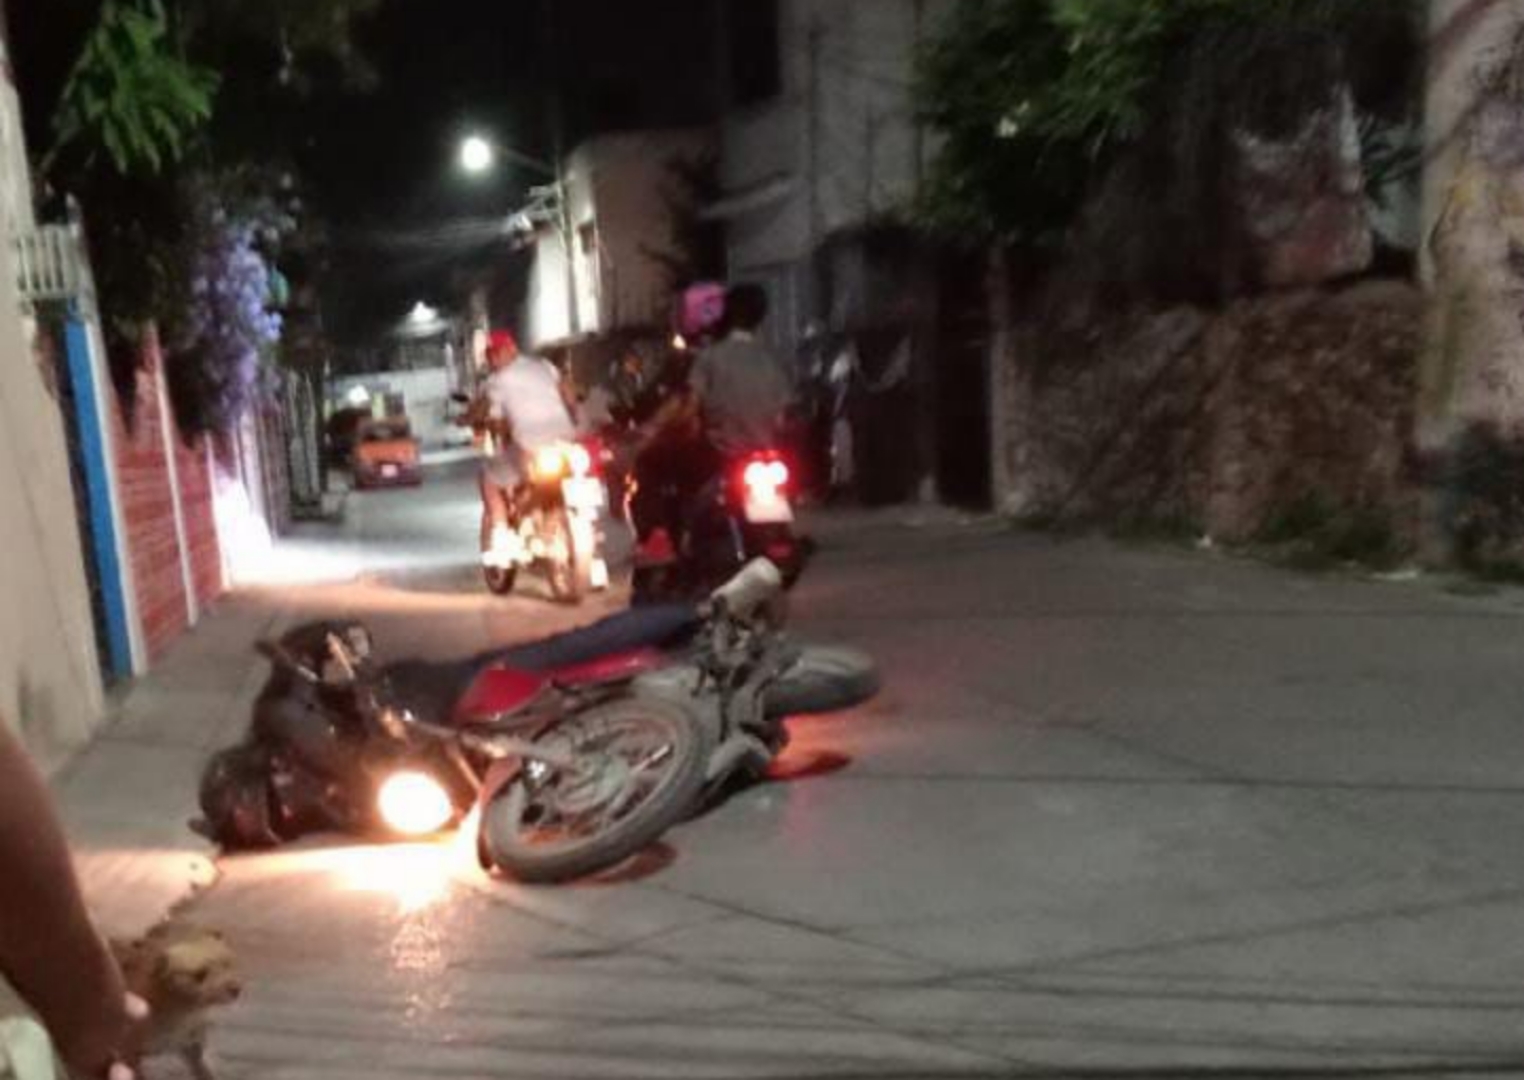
533 446 567 479
378 772 454 836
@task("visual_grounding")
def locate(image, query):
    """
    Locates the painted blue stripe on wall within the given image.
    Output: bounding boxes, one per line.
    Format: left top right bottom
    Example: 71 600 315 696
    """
63 313 133 680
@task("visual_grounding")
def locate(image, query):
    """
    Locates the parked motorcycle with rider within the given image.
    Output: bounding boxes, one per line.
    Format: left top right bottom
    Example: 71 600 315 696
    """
197 560 877 883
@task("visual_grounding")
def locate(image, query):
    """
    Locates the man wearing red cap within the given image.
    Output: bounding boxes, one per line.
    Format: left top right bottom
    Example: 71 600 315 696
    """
474 330 578 546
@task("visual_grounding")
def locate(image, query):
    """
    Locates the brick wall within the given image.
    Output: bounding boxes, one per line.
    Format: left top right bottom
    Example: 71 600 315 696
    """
108 336 224 660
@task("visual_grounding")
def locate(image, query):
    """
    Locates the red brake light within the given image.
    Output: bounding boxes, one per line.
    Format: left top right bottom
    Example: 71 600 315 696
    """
743 458 790 492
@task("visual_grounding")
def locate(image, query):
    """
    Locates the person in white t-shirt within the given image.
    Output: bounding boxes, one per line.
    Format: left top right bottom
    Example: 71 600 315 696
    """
474 330 578 541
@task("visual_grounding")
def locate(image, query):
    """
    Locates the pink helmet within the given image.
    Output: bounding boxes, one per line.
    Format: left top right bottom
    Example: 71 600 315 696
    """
675 283 726 340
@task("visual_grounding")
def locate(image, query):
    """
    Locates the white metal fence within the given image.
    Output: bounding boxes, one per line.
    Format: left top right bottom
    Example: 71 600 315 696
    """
15 224 85 304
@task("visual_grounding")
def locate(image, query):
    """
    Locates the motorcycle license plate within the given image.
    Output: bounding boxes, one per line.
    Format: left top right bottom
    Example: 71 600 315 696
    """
562 477 606 510
744 489 794 524
381 464 399 479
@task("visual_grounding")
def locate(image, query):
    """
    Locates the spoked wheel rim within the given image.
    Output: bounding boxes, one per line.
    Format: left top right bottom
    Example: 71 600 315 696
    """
488 705 691 861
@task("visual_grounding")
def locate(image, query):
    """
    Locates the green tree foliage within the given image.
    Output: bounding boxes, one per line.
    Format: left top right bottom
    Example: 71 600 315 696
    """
914 0 1421 246
180 0 383 92
50 0 218 177
39 0 376 433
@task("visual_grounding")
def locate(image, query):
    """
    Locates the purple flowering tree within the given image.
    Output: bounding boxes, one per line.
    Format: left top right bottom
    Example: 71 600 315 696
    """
167 186 284 436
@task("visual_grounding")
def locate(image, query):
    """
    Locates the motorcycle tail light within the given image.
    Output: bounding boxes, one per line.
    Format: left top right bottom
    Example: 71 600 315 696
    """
744 458 790 492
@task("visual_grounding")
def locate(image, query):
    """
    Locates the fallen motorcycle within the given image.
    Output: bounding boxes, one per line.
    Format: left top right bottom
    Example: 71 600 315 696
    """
197 561 877 883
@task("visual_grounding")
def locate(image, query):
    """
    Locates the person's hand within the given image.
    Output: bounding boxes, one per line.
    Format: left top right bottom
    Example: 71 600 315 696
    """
58 992 149 1080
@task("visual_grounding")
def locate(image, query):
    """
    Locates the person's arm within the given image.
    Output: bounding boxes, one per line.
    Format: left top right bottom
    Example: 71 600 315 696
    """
555 370 581 427
480 378 515 443
0 724 143 1078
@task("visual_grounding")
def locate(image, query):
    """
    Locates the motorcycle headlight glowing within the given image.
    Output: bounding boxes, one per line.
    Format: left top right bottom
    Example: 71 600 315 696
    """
533 446 567 480
378 771 453 836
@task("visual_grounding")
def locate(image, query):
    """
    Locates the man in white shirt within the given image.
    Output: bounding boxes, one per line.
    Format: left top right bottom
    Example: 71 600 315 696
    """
474 330 578 540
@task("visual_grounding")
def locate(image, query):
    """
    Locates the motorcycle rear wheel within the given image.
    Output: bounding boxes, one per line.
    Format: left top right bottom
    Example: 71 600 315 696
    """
481 696 709 883
764 646 880 719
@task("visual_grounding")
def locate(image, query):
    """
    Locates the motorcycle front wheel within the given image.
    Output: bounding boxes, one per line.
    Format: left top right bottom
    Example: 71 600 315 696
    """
482 510 518 595
764 646 880 719
481 696 709 883
483 564 517 595
544 508 593 604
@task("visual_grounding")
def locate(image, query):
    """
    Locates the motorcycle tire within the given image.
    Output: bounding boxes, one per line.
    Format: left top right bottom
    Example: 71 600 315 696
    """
764 646 880 719
484 563 517 596
481 696 710 883
545 508 592 604
482 510 518 595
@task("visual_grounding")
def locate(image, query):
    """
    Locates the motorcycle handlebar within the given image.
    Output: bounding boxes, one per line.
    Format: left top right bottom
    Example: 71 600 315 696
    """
256 640 321 684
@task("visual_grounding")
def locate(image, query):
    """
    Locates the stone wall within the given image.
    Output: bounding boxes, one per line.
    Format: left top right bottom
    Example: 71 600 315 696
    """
999 280 1422 546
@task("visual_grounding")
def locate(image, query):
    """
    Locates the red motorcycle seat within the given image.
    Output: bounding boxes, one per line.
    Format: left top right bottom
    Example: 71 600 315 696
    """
549 647 666 688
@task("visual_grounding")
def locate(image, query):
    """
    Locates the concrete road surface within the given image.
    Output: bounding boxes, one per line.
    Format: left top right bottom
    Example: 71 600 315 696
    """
175 460 1524 1078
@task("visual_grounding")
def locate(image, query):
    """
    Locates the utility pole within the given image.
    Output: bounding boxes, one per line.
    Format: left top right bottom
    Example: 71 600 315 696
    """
544 0 580 339
864 109 881 218
807 17 824 248
806 16 824 322
911 0 926 196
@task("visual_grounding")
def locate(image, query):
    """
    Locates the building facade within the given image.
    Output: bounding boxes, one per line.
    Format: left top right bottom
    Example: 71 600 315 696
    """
709 0 989 505
711 0 949 352
522 128 717 353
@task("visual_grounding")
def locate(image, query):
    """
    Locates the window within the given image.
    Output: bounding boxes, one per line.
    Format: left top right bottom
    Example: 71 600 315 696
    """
729 0 782 107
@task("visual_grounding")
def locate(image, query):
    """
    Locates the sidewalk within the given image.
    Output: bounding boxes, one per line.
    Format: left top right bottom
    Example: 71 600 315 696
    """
54 591 295 940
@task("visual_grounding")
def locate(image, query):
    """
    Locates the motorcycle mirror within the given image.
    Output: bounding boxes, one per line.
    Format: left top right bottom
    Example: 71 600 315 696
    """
711 559 784 620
